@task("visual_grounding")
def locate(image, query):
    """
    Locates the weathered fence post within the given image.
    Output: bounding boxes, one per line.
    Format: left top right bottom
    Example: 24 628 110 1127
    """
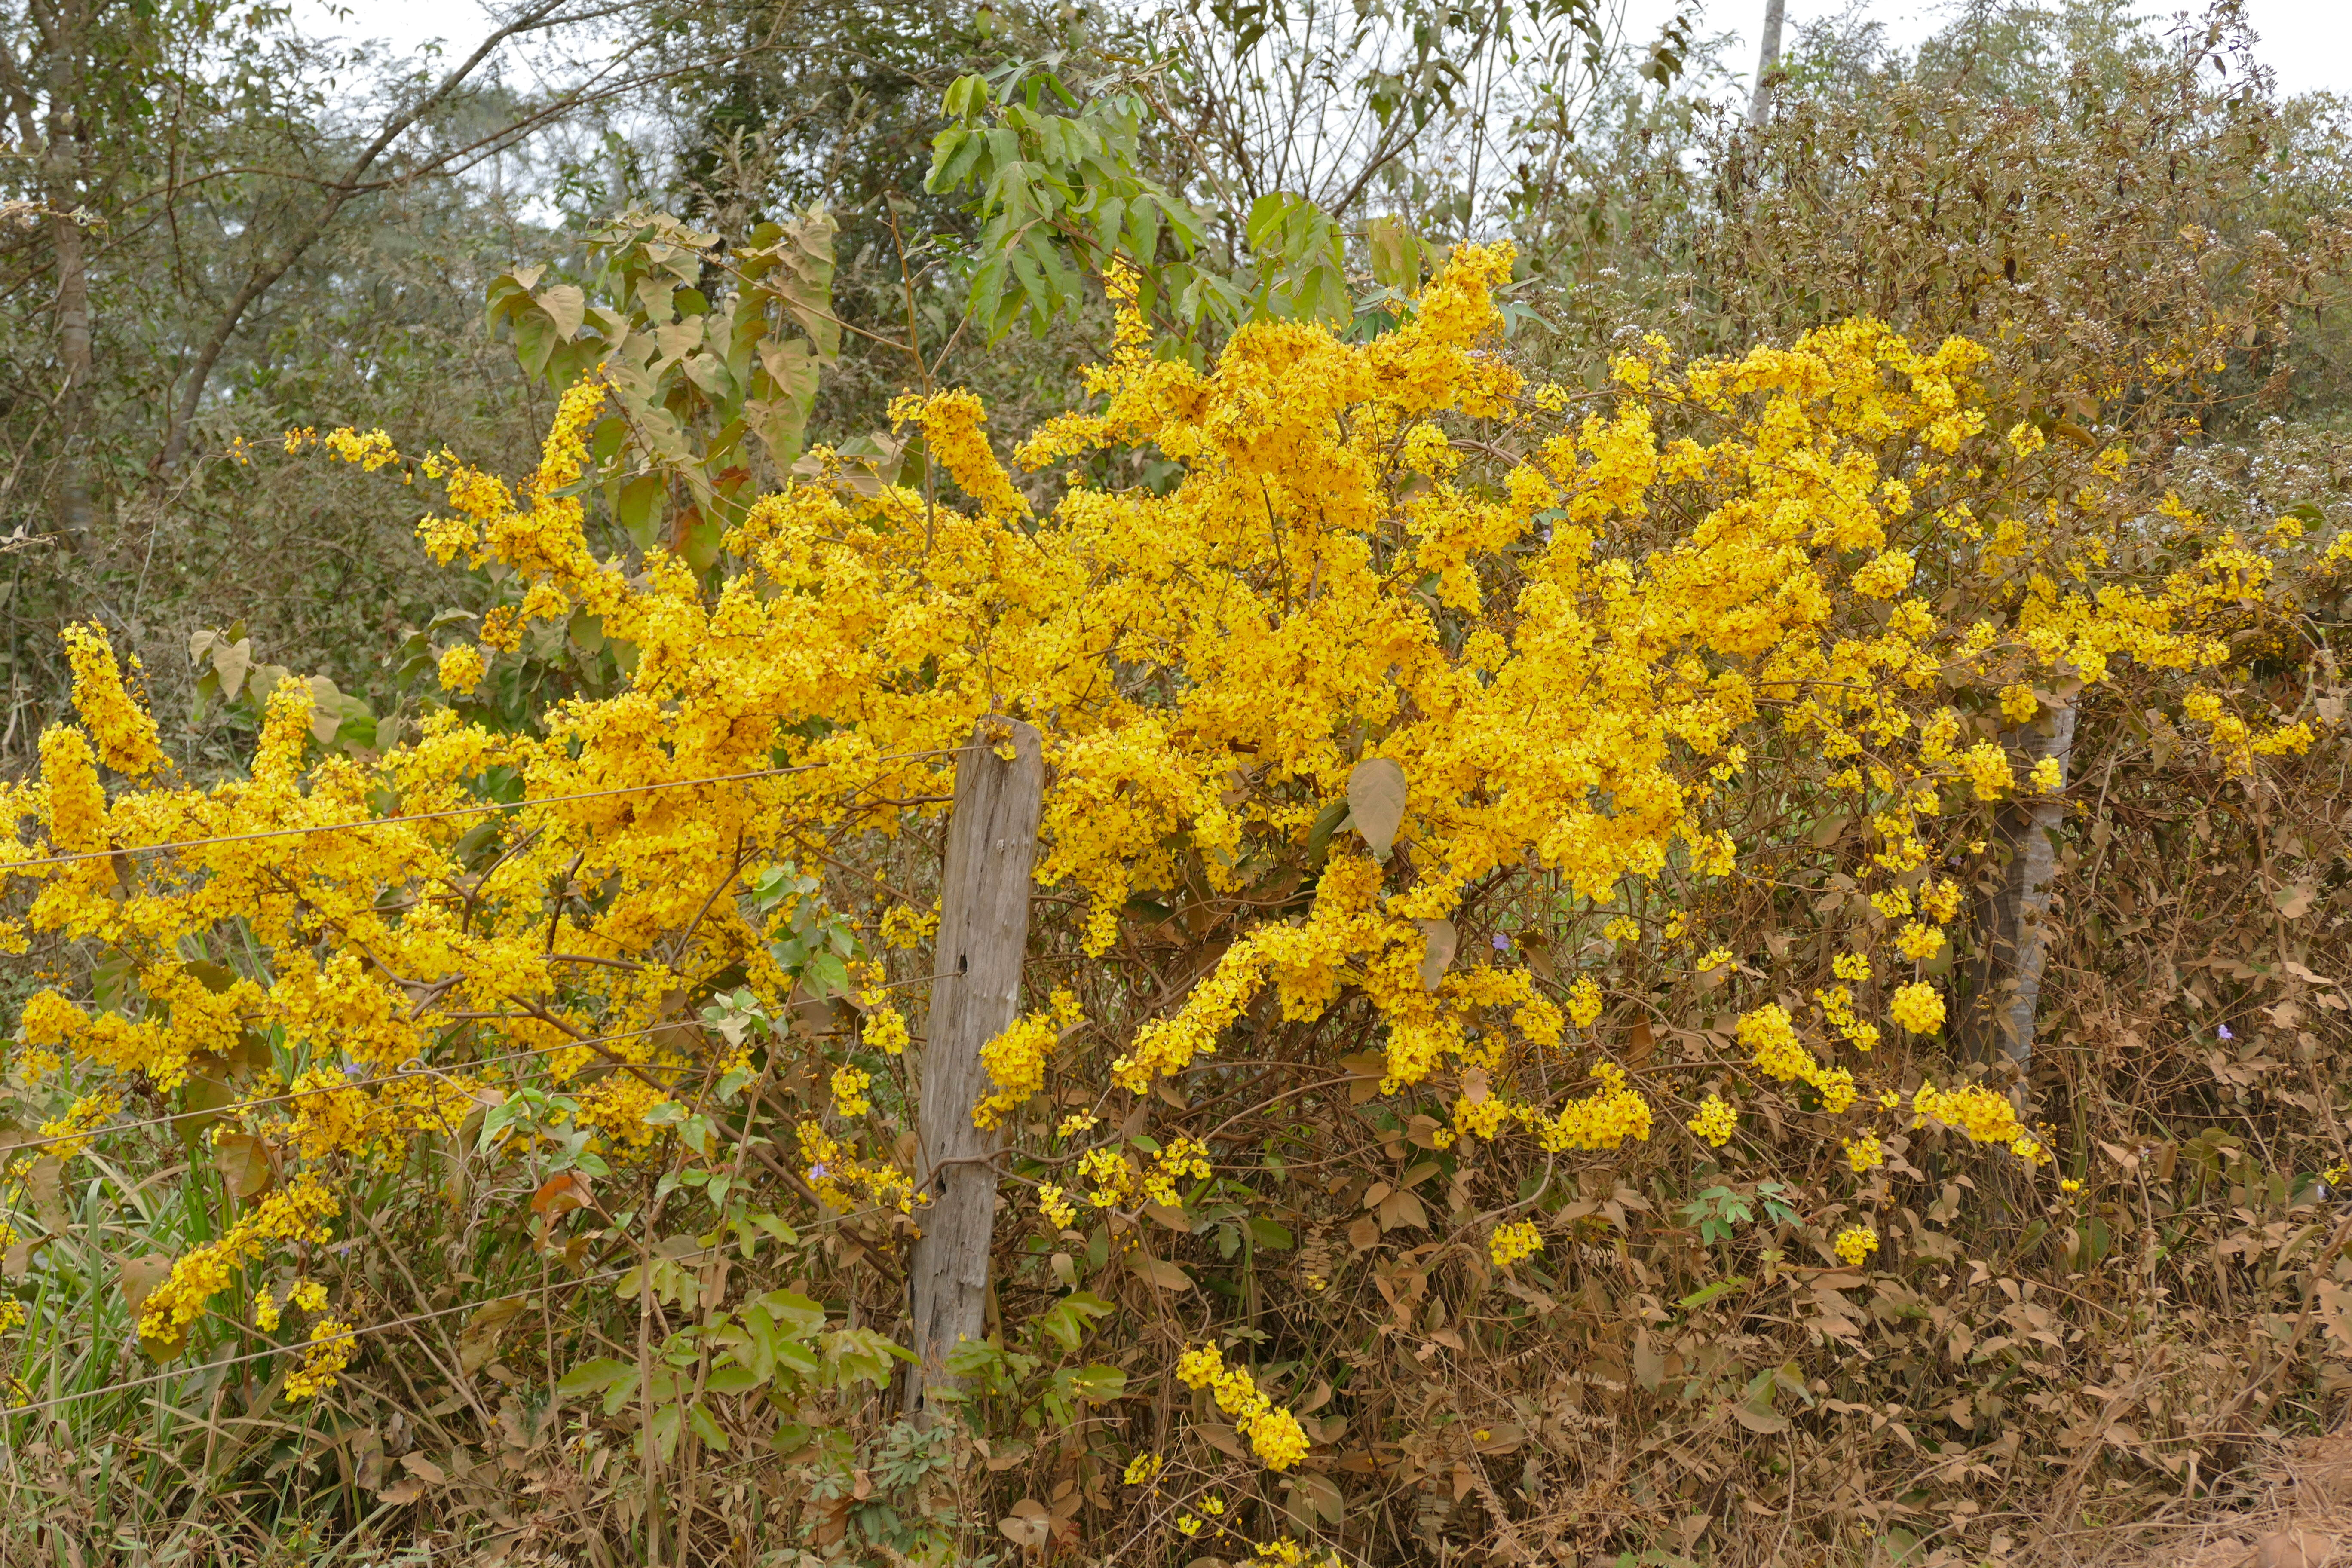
905 716 1044 1417
1963 692 2077 1096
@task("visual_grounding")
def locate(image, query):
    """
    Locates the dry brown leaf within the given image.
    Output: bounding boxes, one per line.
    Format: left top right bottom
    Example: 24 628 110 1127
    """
530 1172 594 1219
117 1253 175 1317
2245 1529 2336 1568
1195 1422 1250 1460
1414 916 1457 990
1131 1255 1193 1290
1345 757 1407 860
998 1499 1051 1550
25 1157 66 1232
212 1131 275 1200
1142 1202 1193 1233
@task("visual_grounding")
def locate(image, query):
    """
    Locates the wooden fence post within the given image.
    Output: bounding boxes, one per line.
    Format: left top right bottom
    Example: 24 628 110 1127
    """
1963 694 2077 1094
905 717 1044 1417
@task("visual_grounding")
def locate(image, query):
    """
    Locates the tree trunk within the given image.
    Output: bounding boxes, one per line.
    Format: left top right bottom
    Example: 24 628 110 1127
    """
1962 696 2076 1088
43 81 92 547
150 0 569 479
48 197 93 546
1747 0 1788 127
904 717 1043 1418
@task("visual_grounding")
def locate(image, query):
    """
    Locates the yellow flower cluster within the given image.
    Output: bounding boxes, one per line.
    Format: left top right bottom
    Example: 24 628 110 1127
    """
975 990 1085 1128
878 904 936 949
1142 1136 1212 1207
864 1006 910 1055
7 230 2334 1422
1175 1343 1311 1470
138 1174 340 1356
1894 922 1945 961
1912 1081 2048 1163
60 624 166 778
322 426 402 471
1888 983 1947 1035
436 642 487 694
1834 1225 1880 1267
1814 985 1881 1053
1737 1005 1855 1113
254 1278 329 1332
796 1122 919 1213
1687 1095 1739 1148
283 1319 357 1401
1036 1183 1079 1230
830 1064 873 1118
1843 1134 1885 1174
1488 1219 1544 1266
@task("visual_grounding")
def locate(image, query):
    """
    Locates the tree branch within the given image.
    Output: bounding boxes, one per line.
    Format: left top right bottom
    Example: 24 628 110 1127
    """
149 0 574 480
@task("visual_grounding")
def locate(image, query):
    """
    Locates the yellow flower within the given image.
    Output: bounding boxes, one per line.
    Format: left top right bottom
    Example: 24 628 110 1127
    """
1688 1095 1738 1148
830 1063 873 1118
437 642 487 695
1894 922 1945 961
864 1007 910 1055
1833 1225 1879 1267
878 904 937 949
284 1318 358 1402
1850 548 1916 599
1843 1134 1884 1174
1488 1219 1544 1266
975 1011 1064 1128
1889 983 1945 1035
61 623 167 778
1175 1344 1311 1470
1912 1080 2048 1164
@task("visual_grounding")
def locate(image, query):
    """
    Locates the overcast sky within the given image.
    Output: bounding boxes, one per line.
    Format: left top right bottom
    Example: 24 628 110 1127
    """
300 0 2352 106
1630 0 2351 99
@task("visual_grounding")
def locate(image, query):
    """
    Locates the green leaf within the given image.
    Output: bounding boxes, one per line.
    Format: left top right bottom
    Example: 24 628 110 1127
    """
687 1399 731 1450
1247 1217 1295 1250
1678 1277 1750 1311
1035 1290 1115 1353
644 1403 681 1462
556 1357 635 1398
617 474 666 548
704 1365 762 1396
1069 1364 1127 1401
537 284 586 340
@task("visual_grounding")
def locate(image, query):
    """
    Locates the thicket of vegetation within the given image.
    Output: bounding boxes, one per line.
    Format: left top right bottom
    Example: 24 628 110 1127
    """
1 1 2350 1565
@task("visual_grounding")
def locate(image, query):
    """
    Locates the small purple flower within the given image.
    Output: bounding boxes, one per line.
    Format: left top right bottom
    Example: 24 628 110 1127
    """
2217 1024 2234 1041
1491 933 1512 952
808 1162 830 1181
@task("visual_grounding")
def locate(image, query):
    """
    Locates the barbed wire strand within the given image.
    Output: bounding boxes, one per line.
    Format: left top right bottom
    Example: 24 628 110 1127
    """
0 961 961 1163
0 1205 894 1421
1 1024 684 1161
0 744 963 877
